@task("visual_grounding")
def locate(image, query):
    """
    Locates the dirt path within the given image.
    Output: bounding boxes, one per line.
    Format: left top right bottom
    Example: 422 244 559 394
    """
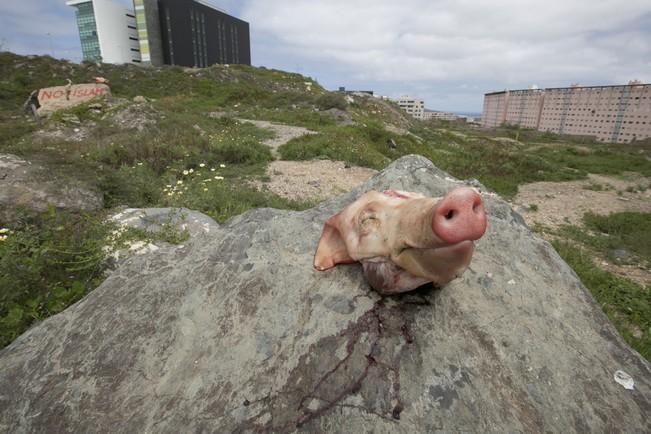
512 173 651 228
244 119 375 201
239 119 317 158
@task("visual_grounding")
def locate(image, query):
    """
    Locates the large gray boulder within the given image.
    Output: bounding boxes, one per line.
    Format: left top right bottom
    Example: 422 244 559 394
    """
0 155 649 433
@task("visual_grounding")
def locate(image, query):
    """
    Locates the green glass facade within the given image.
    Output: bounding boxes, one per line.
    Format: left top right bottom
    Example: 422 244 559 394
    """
73 1 101 62
134 0 150 62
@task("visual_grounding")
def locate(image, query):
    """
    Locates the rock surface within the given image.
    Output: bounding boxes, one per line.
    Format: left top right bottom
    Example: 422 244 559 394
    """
0 154 103 222
0 155 649 433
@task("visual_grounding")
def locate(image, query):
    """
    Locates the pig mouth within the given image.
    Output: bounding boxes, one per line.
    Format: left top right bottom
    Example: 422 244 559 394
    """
392 239 476 282
398 239 475 258
361 240 476 294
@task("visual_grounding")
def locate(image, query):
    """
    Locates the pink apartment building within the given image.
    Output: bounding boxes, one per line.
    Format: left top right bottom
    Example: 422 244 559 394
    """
482 82 651 143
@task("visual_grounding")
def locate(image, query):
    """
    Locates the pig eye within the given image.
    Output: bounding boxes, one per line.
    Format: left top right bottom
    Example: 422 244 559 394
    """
359 209 380 230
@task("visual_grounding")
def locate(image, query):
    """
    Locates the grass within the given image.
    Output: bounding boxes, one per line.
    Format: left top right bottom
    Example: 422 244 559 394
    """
552 241 650 360
550 211 651 359
558 212 651 265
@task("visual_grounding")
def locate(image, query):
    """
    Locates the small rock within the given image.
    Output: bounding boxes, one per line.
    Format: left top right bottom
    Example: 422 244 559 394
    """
61 114 81 125
133 95 147 103
608 248 635 265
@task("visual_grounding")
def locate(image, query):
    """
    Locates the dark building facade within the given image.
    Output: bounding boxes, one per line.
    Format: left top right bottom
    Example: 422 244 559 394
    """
135 0 250 67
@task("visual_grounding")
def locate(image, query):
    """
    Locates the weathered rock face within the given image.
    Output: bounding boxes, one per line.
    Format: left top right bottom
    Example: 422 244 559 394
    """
0 154 103 222
0 155 649 433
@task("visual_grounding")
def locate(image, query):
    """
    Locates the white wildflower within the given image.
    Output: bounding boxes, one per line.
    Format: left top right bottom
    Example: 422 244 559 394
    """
203 188 208 192
215 176 224 180
177 180 183 185
211 168 216 172
189 168 194 173
0 228 9 234
137 162 143 166
219 164 226 168
199 163 206 167
182 170 189 175
0 235 7 241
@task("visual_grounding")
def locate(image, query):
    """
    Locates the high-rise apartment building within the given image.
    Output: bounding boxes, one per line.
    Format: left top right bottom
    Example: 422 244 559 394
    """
482 83 651 144
67 0 142 64
68 0 250 67
394 96 425 119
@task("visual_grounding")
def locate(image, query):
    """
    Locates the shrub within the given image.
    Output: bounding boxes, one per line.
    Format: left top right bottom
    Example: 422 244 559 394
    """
315 93 348 111
0 209 111 347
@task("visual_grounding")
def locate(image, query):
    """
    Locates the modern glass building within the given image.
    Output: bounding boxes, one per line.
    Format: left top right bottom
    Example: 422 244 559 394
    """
70 1 101 62
69 0 250 68
67 0 142 64
139 0 250 67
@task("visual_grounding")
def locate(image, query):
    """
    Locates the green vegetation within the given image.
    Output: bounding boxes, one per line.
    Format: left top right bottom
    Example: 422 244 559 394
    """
0 209 108 346
551 211 651 359
558 212 651 266
553 241 650 360
280 119 651 198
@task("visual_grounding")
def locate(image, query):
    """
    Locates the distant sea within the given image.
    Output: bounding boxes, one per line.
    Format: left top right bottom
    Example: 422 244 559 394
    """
453 112 482 118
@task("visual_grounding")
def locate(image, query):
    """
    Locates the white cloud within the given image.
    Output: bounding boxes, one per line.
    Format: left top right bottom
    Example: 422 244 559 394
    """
243 0 651 109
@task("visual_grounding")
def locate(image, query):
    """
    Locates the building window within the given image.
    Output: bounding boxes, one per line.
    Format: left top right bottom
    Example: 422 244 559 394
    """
165 7 174 64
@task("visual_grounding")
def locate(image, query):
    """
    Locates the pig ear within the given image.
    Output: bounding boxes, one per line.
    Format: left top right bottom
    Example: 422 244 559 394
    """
314 214 354 271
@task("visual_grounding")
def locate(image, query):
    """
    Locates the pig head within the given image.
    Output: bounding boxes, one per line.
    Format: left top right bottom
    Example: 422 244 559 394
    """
314 187 487 294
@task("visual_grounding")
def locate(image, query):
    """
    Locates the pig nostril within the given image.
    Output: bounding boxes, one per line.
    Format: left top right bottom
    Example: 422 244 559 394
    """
444 210 455 220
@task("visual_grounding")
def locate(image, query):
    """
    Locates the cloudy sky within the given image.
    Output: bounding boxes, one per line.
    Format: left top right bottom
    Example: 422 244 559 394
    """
1 0 650 112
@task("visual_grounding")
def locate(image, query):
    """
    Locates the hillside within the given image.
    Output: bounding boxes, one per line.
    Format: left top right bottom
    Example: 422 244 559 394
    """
0 52 650 358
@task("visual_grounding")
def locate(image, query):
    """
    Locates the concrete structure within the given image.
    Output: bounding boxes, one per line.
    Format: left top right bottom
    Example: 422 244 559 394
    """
67 0 142 64
423 111 459 121
338 87 374 96
482 82 651 143
140 0 250 67
394 96 425 119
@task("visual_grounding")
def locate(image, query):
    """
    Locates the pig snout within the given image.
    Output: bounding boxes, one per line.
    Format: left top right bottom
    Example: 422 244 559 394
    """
431 188 487 244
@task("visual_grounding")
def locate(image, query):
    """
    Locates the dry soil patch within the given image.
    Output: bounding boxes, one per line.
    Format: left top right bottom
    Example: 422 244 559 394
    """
254 160 377 202
513 173 651 286
513 173 651 228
